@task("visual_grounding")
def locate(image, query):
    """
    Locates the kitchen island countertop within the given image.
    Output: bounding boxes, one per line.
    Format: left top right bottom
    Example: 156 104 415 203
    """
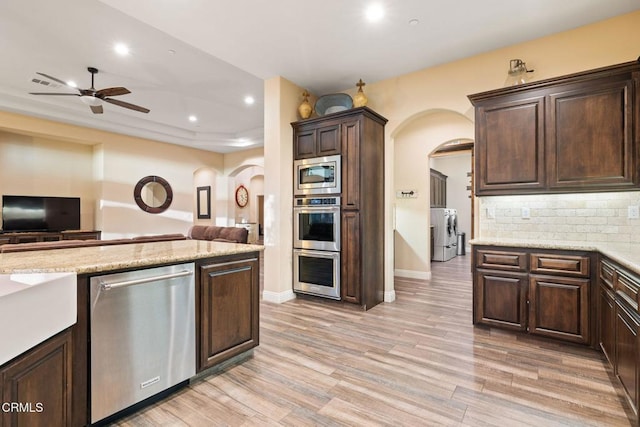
470 238 640 276
0 239 264 274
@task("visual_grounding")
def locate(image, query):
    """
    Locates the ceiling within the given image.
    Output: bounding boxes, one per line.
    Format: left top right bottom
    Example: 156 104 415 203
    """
0 0 638 153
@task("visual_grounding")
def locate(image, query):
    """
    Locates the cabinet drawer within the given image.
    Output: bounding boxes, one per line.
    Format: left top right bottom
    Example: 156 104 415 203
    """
476 249 527 272
530 253 590 277
600 259 615 290
616 271 640 311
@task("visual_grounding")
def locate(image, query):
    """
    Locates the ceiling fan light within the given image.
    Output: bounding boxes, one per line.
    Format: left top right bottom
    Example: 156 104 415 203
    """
80 95 103 107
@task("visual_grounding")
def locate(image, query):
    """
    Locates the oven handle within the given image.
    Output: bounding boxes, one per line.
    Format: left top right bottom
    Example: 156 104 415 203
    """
100 270 193 291
293 206 341 211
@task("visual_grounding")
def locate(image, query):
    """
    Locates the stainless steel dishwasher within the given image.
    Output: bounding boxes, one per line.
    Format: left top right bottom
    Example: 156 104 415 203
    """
89 263 196 424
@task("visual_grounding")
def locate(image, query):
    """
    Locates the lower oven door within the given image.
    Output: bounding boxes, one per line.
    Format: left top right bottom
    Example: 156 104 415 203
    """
293 249 340 300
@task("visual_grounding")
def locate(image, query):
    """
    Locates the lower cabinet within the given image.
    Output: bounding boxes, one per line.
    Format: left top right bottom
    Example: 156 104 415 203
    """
529 274 590 344
473 246 594 346
0 329 72 427
198 254 260 371
600 284 616 364
615 300 640 415
474 269 527 330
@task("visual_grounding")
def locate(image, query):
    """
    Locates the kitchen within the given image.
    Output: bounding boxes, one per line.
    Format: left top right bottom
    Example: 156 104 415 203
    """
2 3 640 426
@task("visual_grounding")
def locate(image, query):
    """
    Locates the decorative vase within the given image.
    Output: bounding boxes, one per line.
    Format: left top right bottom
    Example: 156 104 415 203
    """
353 79 368 108
298 90 312 119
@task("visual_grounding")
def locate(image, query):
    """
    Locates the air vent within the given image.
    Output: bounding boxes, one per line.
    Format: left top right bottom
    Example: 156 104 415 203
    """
31 78 60 88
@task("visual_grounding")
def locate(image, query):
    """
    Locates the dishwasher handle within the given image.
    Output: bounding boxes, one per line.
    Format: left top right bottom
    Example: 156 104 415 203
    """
100 269 193 291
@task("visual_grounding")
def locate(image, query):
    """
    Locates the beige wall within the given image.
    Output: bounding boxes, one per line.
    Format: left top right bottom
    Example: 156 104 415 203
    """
0 131 95 230
334 10 640 290
0 111 225 238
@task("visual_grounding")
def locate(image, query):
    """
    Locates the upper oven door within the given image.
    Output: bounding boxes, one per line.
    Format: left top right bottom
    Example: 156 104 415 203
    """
293 205 340 251
294 155 341 195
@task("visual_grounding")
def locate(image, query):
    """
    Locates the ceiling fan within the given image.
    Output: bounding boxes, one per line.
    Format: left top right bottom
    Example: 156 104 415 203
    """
29 67 150 114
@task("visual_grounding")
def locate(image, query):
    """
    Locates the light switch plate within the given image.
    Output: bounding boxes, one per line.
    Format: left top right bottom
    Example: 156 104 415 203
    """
487 207 496 219
628 205 639 219
521 207 531 219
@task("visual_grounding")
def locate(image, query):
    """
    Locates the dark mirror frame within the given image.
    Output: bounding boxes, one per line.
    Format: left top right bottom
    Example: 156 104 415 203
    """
133 175 173 214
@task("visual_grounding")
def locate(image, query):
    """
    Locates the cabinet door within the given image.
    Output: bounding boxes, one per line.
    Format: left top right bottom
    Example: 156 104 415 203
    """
1 329 72 427
199 256 260 370
529 274 590 344
547 77 637 191
475 95 546 195
474 269 528 330
615 301 639 414
294 128 316 159
341 211 361 304
341 120 360 210
600 285 616 365
316 123 341 157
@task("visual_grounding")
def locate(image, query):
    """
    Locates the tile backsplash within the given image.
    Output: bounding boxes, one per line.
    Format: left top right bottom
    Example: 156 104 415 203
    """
478 192 640 243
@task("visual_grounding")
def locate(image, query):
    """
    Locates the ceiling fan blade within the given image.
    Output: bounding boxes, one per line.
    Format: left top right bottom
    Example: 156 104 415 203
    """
96 87 130 97
90 105 104 114
29 92 80 96
104 98 150 113
35 72 72 87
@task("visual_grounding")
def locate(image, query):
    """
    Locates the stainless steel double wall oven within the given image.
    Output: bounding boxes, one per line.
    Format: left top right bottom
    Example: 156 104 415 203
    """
293 155 341 299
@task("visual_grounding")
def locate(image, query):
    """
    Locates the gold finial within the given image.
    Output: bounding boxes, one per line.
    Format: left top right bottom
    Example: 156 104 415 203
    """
301 90 310 100
353 79 368 107
298 90 312 119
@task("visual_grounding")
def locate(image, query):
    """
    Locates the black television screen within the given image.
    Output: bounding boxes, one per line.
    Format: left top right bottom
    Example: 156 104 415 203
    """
2 195 80 232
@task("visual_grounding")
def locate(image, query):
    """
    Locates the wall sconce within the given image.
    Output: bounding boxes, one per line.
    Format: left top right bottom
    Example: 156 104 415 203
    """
505 59 534 86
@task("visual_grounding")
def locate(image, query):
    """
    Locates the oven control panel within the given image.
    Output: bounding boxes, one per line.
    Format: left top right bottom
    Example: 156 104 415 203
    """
295 196 340 207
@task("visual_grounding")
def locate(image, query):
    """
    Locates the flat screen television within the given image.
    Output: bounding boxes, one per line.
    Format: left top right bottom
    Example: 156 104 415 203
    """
2 195 80 232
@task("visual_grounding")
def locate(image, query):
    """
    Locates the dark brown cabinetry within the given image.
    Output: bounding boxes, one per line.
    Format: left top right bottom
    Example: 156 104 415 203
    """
469 60 640 196
599 257 640 419
197 253 260 370
0 231 101 245
292 107 387 310
430 169 447 208
473 246 594 346
293 121 341 160
1 329 72 427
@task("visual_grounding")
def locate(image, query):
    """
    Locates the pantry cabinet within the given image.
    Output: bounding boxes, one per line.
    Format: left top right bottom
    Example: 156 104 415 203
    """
473 246 595 346
469 60 640 196
291 107 387 310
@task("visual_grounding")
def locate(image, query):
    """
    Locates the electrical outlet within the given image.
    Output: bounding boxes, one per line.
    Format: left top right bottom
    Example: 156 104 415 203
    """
487 207 496 219
628 205 639 219
521 207 531 219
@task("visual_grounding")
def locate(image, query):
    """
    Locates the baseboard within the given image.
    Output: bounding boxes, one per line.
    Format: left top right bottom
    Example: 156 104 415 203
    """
262 289 296 304
394 269 431 280
384 290 396 303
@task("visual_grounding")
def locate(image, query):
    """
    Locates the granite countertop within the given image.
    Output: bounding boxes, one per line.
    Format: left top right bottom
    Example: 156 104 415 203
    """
0 240 264 274
470 238 640 276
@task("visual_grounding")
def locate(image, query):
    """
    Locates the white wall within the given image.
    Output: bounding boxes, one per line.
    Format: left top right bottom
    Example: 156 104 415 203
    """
430 151 473 250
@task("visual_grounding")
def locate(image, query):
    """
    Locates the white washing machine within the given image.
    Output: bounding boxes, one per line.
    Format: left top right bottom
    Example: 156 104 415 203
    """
430 208 457 262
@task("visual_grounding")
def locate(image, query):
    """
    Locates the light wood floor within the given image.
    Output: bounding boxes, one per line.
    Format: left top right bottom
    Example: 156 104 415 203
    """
115 255 634 426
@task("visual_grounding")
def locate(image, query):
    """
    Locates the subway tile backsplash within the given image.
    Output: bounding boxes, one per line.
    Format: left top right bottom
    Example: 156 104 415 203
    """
478 192 640 243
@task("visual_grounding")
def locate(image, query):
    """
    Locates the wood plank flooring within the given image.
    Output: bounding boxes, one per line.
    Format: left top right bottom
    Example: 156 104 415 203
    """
115 255 634 426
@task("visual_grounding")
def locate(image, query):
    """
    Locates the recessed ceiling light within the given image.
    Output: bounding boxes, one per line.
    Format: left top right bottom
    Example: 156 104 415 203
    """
67 81 77 88
114 43 130 56
409 19 419 26
244 96 255 105
188 115 198 122
168 49 176 55
365 4 384 22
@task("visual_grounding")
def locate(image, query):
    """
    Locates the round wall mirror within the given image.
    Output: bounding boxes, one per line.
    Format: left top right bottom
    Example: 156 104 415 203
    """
133 175 173 214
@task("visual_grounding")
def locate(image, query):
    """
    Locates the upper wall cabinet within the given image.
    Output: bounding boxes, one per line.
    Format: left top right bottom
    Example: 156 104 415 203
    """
293 120 341 160
469 60 640 196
